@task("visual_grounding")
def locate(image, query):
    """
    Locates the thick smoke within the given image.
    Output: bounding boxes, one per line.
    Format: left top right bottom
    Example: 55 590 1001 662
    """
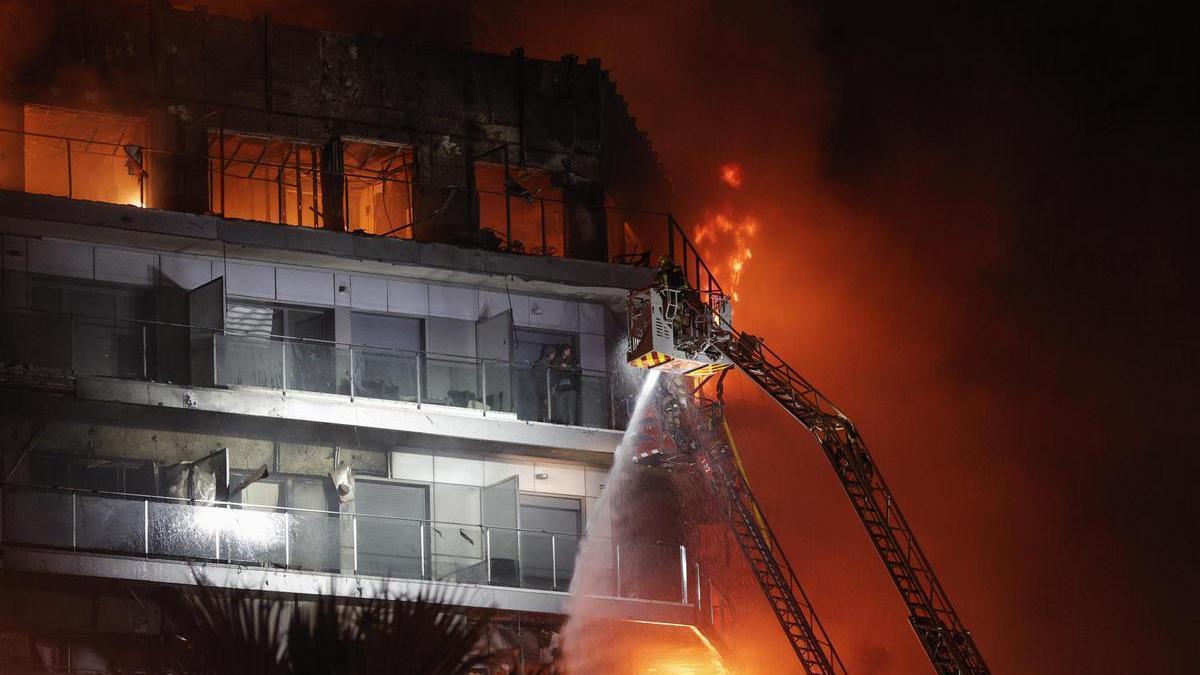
471 2 1199 673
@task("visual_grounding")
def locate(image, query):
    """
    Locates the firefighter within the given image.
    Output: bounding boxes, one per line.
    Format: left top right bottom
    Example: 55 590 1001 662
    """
656 255 687 290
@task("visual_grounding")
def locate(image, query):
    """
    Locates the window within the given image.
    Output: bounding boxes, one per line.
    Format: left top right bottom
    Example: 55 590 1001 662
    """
355 480 429 578
23 105 147 206
27 276 153 378
512 328 577 423
474 164 565 256
209 132 320 227
29 455 155 495
343 139 415 237
222 302 336 393
519 494 582 590
350 312 422 401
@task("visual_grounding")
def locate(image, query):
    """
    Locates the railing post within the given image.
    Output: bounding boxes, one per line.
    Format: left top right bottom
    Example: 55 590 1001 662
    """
615 544 622 597
667 215 675 261
71 492 77 551
65 138 73 199
680 544 689 604
695 561 703 611
545 367 553 422
143 499 149 555
284 512 290 567
352 513 359 573
348 346 355 400
480 358 487 416
540 199 547 254
419 523 426 579
415 353 423 407
551 535 558 591
485 528 493 584
141 323 149 380
280 340 287 392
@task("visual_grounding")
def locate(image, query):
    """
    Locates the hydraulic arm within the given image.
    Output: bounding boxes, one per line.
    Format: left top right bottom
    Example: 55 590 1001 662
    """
628 278 989 675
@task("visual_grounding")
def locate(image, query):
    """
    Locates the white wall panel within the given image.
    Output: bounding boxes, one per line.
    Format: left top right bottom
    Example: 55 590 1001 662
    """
579 333 606 371
533 461 585 496
478 290 510 318
95 248 157 286
387 279 429 315
579 302 605 335
483 458 536 491
426 317 476 357
391 451 434 482
27 239 93 279
334 273 351 307
434 455 484 486
351 275 388 311
160 255 212 290
528 297 579 332
276 267 334 306
585 466 609 498
429 284 478 320
225 262 275 299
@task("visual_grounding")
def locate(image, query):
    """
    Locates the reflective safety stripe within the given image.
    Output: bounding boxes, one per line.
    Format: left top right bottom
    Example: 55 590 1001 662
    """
630 351 672 369
686 362 733 378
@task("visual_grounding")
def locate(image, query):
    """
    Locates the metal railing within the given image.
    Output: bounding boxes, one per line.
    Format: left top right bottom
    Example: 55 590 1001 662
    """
0 126 686 267
0 484 699 604
0 307 619 429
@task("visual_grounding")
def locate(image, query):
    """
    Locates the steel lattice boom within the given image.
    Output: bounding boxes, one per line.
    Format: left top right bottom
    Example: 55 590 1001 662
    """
715 321 990 674
667 389 847 674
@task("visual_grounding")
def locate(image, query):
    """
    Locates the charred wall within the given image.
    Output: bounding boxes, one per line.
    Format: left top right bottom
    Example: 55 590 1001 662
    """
1 0 673 261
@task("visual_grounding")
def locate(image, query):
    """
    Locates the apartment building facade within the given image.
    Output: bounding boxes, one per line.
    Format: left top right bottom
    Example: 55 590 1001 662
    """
0 1 712 670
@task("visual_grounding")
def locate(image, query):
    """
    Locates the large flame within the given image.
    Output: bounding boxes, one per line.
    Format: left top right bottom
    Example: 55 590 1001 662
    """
693 164 758 302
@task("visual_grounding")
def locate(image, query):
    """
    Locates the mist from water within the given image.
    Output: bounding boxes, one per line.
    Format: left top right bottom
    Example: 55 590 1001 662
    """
561 371 730 673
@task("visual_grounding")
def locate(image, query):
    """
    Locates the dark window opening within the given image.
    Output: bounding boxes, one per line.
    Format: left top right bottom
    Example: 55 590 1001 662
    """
208 132 321 227
474 164 565 256
343 139 415 238
22 105 147 207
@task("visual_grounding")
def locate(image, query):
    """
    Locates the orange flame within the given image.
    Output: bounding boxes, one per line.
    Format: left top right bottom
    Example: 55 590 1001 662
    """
719 163 743 188
694 173 758 303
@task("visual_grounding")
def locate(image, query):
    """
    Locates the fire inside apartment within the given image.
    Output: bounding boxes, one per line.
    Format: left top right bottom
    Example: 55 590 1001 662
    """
0 2 717 671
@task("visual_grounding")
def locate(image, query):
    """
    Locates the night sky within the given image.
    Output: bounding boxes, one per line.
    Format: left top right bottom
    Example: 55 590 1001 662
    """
8 0 1197 671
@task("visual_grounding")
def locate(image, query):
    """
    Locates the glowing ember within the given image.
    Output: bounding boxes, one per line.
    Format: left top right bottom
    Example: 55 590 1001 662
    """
719 163 742 188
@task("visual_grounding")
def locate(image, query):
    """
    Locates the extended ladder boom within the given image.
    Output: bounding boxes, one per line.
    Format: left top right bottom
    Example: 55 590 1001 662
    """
718 330 990 675
674 394 846 675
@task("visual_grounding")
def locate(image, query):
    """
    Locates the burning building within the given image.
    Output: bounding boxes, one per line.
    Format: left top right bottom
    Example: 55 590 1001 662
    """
0 1 721 671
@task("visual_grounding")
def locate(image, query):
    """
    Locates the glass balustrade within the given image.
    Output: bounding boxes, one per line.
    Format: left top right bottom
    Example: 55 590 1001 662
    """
0 485 692 605
1 309 617 429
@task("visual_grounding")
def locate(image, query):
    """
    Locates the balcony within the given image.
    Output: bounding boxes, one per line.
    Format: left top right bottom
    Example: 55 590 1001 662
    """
0 308 623 432
0 124 700 270
0 484 701 609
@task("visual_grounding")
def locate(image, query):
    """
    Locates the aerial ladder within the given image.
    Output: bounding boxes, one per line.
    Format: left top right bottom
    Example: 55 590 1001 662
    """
625 257 990 675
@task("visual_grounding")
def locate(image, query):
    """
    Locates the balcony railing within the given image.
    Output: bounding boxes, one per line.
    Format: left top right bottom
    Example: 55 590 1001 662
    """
0 484 701 605
0 308 621 430
0 126 711 270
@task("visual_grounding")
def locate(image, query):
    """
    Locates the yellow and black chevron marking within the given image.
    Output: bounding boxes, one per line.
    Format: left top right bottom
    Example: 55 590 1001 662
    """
630 351 673 369
686 362 734 378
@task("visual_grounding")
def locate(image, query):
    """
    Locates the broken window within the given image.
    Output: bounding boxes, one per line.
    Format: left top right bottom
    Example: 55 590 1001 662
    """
208 132 320 227
343 139 415 237
474 163 565 256
23 105 147 206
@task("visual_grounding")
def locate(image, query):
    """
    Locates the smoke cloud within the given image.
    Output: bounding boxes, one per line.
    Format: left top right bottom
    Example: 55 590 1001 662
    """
471 1 1198 672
